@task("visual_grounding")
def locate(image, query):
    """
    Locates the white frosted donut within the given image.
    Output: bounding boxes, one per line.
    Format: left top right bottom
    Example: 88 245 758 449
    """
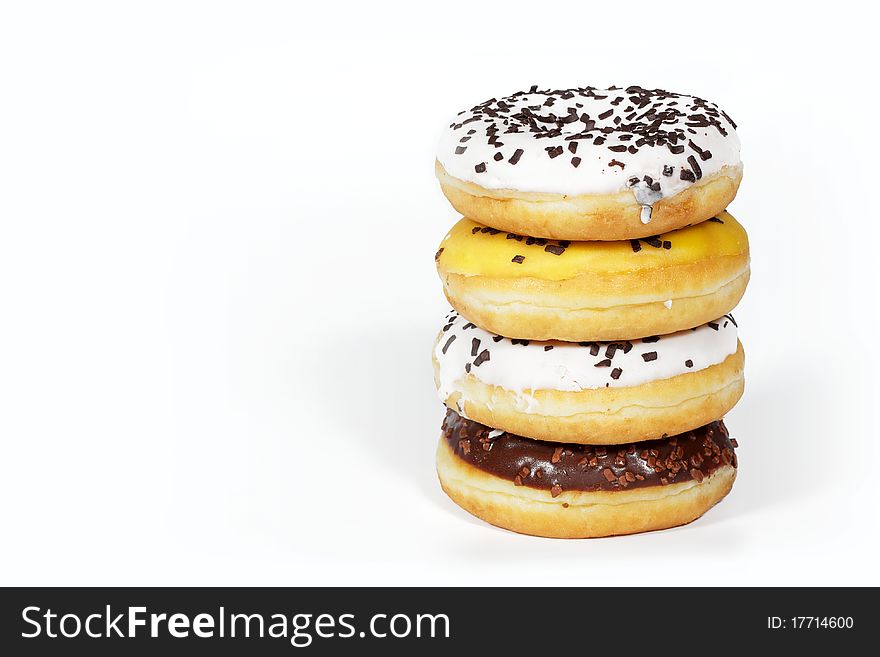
436 85 742 240
432 310 744 444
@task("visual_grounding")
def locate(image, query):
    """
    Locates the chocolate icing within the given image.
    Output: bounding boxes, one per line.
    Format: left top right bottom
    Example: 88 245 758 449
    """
441 409 736 494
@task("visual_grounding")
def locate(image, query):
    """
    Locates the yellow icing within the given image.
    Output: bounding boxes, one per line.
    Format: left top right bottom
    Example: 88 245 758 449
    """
437 211 748 280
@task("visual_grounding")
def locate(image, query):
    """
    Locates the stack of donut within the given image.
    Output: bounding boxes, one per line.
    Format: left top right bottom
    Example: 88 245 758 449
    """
431 86 749 538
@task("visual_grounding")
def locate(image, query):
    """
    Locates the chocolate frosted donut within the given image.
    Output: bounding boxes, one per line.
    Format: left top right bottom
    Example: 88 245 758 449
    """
436 410 738 538
436 85 742 241
433 310 744 444
442 409 736 492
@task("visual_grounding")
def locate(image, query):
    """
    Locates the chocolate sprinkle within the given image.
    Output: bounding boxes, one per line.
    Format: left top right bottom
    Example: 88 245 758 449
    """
511 254 525 264
687 154 702 179
473 349 490 367
642 351 658 362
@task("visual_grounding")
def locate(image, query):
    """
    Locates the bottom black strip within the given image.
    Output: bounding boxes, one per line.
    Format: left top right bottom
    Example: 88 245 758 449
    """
0 587 868 655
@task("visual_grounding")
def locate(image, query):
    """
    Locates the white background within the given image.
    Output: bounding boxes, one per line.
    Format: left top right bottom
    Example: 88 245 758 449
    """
1 1 877 586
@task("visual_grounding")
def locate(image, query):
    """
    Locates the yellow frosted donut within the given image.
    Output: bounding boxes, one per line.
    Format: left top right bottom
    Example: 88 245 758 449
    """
435 211 750 341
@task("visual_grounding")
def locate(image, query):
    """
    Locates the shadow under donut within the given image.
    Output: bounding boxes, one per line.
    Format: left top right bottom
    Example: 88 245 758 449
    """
298 318 453 506
718 359 833 520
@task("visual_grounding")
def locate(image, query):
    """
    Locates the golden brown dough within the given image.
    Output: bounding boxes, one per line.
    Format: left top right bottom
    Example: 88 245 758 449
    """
437 161 743 241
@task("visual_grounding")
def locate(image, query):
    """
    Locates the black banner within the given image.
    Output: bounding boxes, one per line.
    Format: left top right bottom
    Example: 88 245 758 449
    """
0 587 867 654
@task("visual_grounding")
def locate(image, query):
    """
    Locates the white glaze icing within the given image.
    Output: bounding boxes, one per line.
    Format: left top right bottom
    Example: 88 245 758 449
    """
434 310 737 404
437 86 741 201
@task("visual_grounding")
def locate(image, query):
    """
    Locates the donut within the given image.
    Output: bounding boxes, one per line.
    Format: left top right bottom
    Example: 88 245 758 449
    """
436 409 737 538
433 310 744 444
436 85 742 241
435 210 749 342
